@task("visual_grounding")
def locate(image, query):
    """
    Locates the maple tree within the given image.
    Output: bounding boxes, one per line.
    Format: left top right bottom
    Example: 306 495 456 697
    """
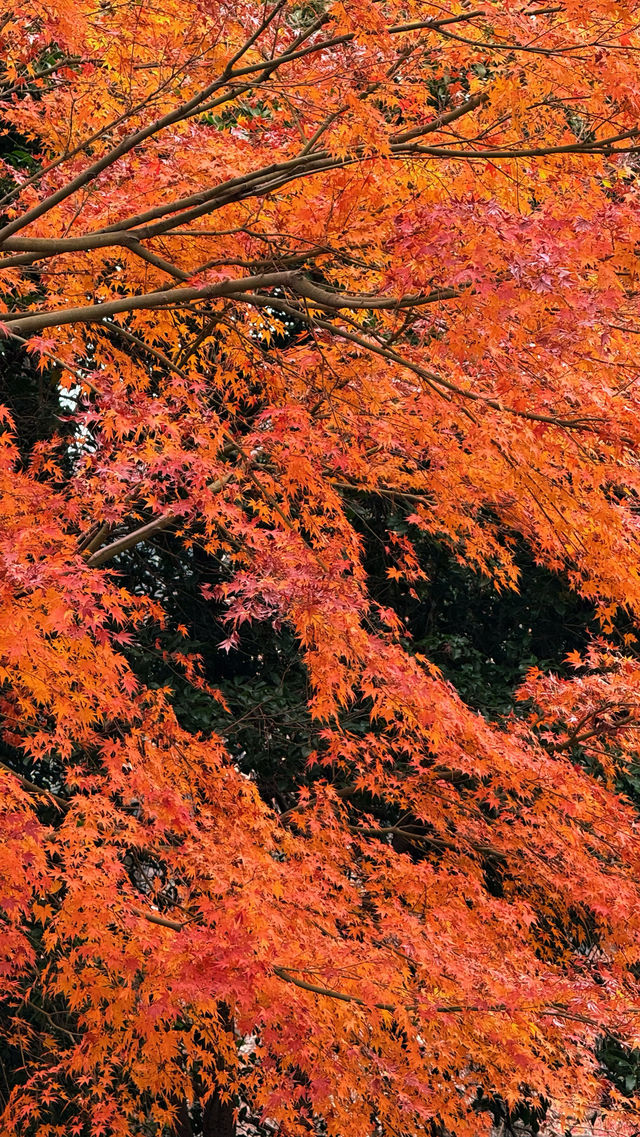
6 0 640 1134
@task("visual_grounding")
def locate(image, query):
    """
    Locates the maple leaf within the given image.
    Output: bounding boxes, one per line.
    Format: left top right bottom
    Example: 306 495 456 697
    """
3 1 640 1135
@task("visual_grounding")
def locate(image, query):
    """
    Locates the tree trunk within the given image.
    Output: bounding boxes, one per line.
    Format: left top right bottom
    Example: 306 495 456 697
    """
201 1091 236 1137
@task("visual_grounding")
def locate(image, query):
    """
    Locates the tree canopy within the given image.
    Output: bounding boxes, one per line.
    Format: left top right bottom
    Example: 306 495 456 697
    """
4 1 640 1134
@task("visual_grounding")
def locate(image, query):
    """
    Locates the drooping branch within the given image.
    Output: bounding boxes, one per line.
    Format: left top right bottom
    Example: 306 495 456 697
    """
233 292 612 432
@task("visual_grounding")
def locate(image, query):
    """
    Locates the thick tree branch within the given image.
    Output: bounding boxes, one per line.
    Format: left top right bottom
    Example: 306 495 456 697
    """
233 292 610 431
86 472 235 567
2 270 296 334
0 759 68 811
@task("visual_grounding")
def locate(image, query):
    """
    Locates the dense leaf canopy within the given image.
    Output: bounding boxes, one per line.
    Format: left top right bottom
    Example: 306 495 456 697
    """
4 1 640 1134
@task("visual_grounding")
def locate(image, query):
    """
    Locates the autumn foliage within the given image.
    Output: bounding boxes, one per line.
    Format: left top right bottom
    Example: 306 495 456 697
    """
5 0 640 1133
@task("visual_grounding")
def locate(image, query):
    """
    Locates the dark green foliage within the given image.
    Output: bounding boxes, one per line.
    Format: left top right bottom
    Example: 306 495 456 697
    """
349 496 594 714
0 338 63 463
598 1037 640 1098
